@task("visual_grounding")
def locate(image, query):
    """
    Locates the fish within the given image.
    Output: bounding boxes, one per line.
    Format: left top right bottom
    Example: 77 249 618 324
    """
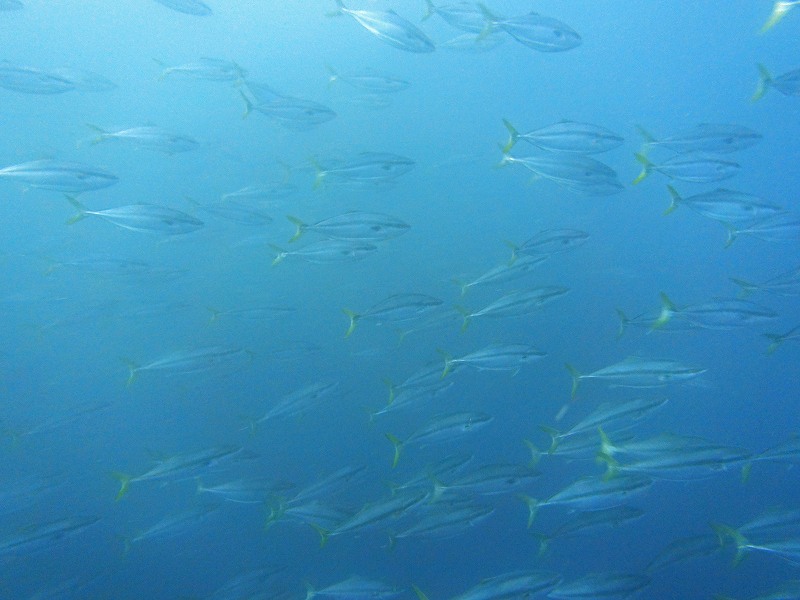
157 57 246 81
764 323 800 354
390 501 493 544
502 119 624 154
0 63 74 94
760 1 800 33
112 445 244 500
422 1 489 33
343 294 443 337
566 357 706 398
189 198 273 226
713 517 800 566
67 197 204 235
753 63 800 100
245 381 339 429
312 152 415 188
306 576 403 600
207 305 295 324
330 0 436 53
124 346 251 385
153 0 212 16
52 67 117 91
0 159 118 192
653 293 778 331
0 517 100 556
385 411 493 467
438 31 506 52
457 286 569 331
636 124 762 155
241 81 336 130
633 152 740 184
288 212 410 243
548 572 650 600
122 506 218 553
724 214 800 247
455 254 548 296
84 124 198 154
440 343 546 377
433 463 540 499
499 152 623 195
664 186 783 223
507 229 589 260
414 570 561 600
479 5 581 52
196 477 294 504
270 240 379 265
538 506 645 554
645 535 721 573
730 265 800 297
325 65 410 93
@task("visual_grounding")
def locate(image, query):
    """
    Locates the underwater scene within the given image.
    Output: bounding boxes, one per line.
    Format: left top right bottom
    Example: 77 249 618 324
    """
1 1 800 598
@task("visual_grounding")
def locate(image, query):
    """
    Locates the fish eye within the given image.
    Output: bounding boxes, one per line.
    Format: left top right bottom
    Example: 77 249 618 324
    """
553 30 563 38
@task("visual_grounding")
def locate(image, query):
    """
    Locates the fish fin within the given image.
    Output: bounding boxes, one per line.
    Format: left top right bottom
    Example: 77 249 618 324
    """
342 308 359 338
310 158 326 190
664 185 681 215
631 153 652 185
635 125 657 147
121 359 139 386
438 348 454 378
740 461 753 483
286 215 306 242
565 363 581 399
454 305 471 332
206 307 220 324
523 439 541 467
65 195 88 224
309 523 330 547
304 582 316 600
111 472 132 501
239 90 254 119
729 278 754 298
723 223 737 248
537 426 561 454
382 377 396 405
269 244 287 266
518 494 539 528
652 291 676 330
412 584 430 600
752 63 772 102
421 0 436 21
501 119 519 153
385 433 403 468
764 333 784 355
760 1 795 33
504 240 520 265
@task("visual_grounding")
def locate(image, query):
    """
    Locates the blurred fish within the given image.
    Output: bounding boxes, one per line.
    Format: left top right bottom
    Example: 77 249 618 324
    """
189 198 273 226
306 576 403 600
245 381 339 430
207 305 295 324
653 293 778 331
390 501 493 544
330 0 436 53
520 474 652 526
764 323 800 354
222 183 297 204
0 516 99 556
242 81 336 130
502 119 623 154
312 152 415 188
455 254 547 296
414 570 561 600
731 265 800 297
438 31 506 52
645 535 721 573
422 1 488 33
725 214 800 247
664 186 783 223
385 411 493 467
713 519 800 566
548 572 650 600
633 152 740 184
67 197 204 235
153 0 212 16
84 124 198 154
121 506 218 553
440 343 545 377
288 212 409 243
0 63 74 93
760 1 800 33
343 293 442 337
112 445 244 500
326 65 410 93
156 57 246 81
379 362 458 414
636 124 761 155
433 463 540 499
508 229 589 260
566 357 706 398
479 6 581 52
457 286 569 331
0 159 118 192
197 477 294 504
717 580 800 600
51 67 116 91
208 568 285 600
753 63 800 100
270 240 379 265
536 506 645 555
500 152 623 195
124 346 251 385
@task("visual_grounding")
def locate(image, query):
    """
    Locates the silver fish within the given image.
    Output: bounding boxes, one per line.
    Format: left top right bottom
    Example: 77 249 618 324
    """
0 159 117 191
67 197 204 235
332 0 436 53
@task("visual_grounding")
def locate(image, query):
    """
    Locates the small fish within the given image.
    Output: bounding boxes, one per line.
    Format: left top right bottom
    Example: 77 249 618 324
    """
500 152 623 195
730 265 800 297
566 357 706 398
633 152 740 184
653 293 778 331
157 57 246 81
67 197 204 235
508 229 589 260
764 323 800 354
343 294 442 337
153 0 212 16
331 0 436 53
502 119 623 154
548 572 650 600
422 1 488 33
52 67 116 92
270 240 378 265
288 212 409 243
0 159 117 192
433 463 539 499
326 65 410 93
85 124 198 154
124 346 251 386
0 64 74 94
479 5 581 52
440 343 545 377
439 31 506 52
664 186 783 223
190 198 272 226
306 575 403 600
457 287 569 331
390 501 493 543
455 254 548 296
753 63 800 101
312 152 415 188
241 81 336 130
645 535 720 573
415 571 561 600
725 214 800 247
636 124 762 155
0 517 100 556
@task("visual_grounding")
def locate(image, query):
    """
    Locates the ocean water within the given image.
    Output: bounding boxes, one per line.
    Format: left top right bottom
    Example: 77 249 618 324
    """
1 1 799 598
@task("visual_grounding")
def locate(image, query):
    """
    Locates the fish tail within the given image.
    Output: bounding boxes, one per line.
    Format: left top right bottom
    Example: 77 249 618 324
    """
454 305 471 332
111 472 132 501
652 291 676 330
286 215 306 242
764 333 784 354
534 532 550 557
538 426 561 454
501 119 520 153
310 158 326 190
309 523 330 547
385 433 403 468
239 90 254 119
752 63 772 102
729 278 754 298
206 307 220 324
664 185 682 215
438 348 454 378
412 584 431 600
723 223 738 249
632 152 652 185
122 359 139 386
504 240 520 265
523 439 542 467
710 523 749 565
269 244 287 266
615 308 629 339
565 363 581 399
476 3 497 40
421 0 436 21
382 377 396 405
65 195 88 224
634 125 657 158
342 308 360 338
740 461 753 483
304 582 316 600
518 494 540 528
84 123 108 145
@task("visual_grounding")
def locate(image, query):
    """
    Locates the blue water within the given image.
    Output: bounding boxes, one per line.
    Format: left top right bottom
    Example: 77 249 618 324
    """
1 1 799 598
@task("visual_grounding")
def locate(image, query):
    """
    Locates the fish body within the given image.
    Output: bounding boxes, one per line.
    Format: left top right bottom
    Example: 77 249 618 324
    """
0 159 118 192
332 1 436 53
